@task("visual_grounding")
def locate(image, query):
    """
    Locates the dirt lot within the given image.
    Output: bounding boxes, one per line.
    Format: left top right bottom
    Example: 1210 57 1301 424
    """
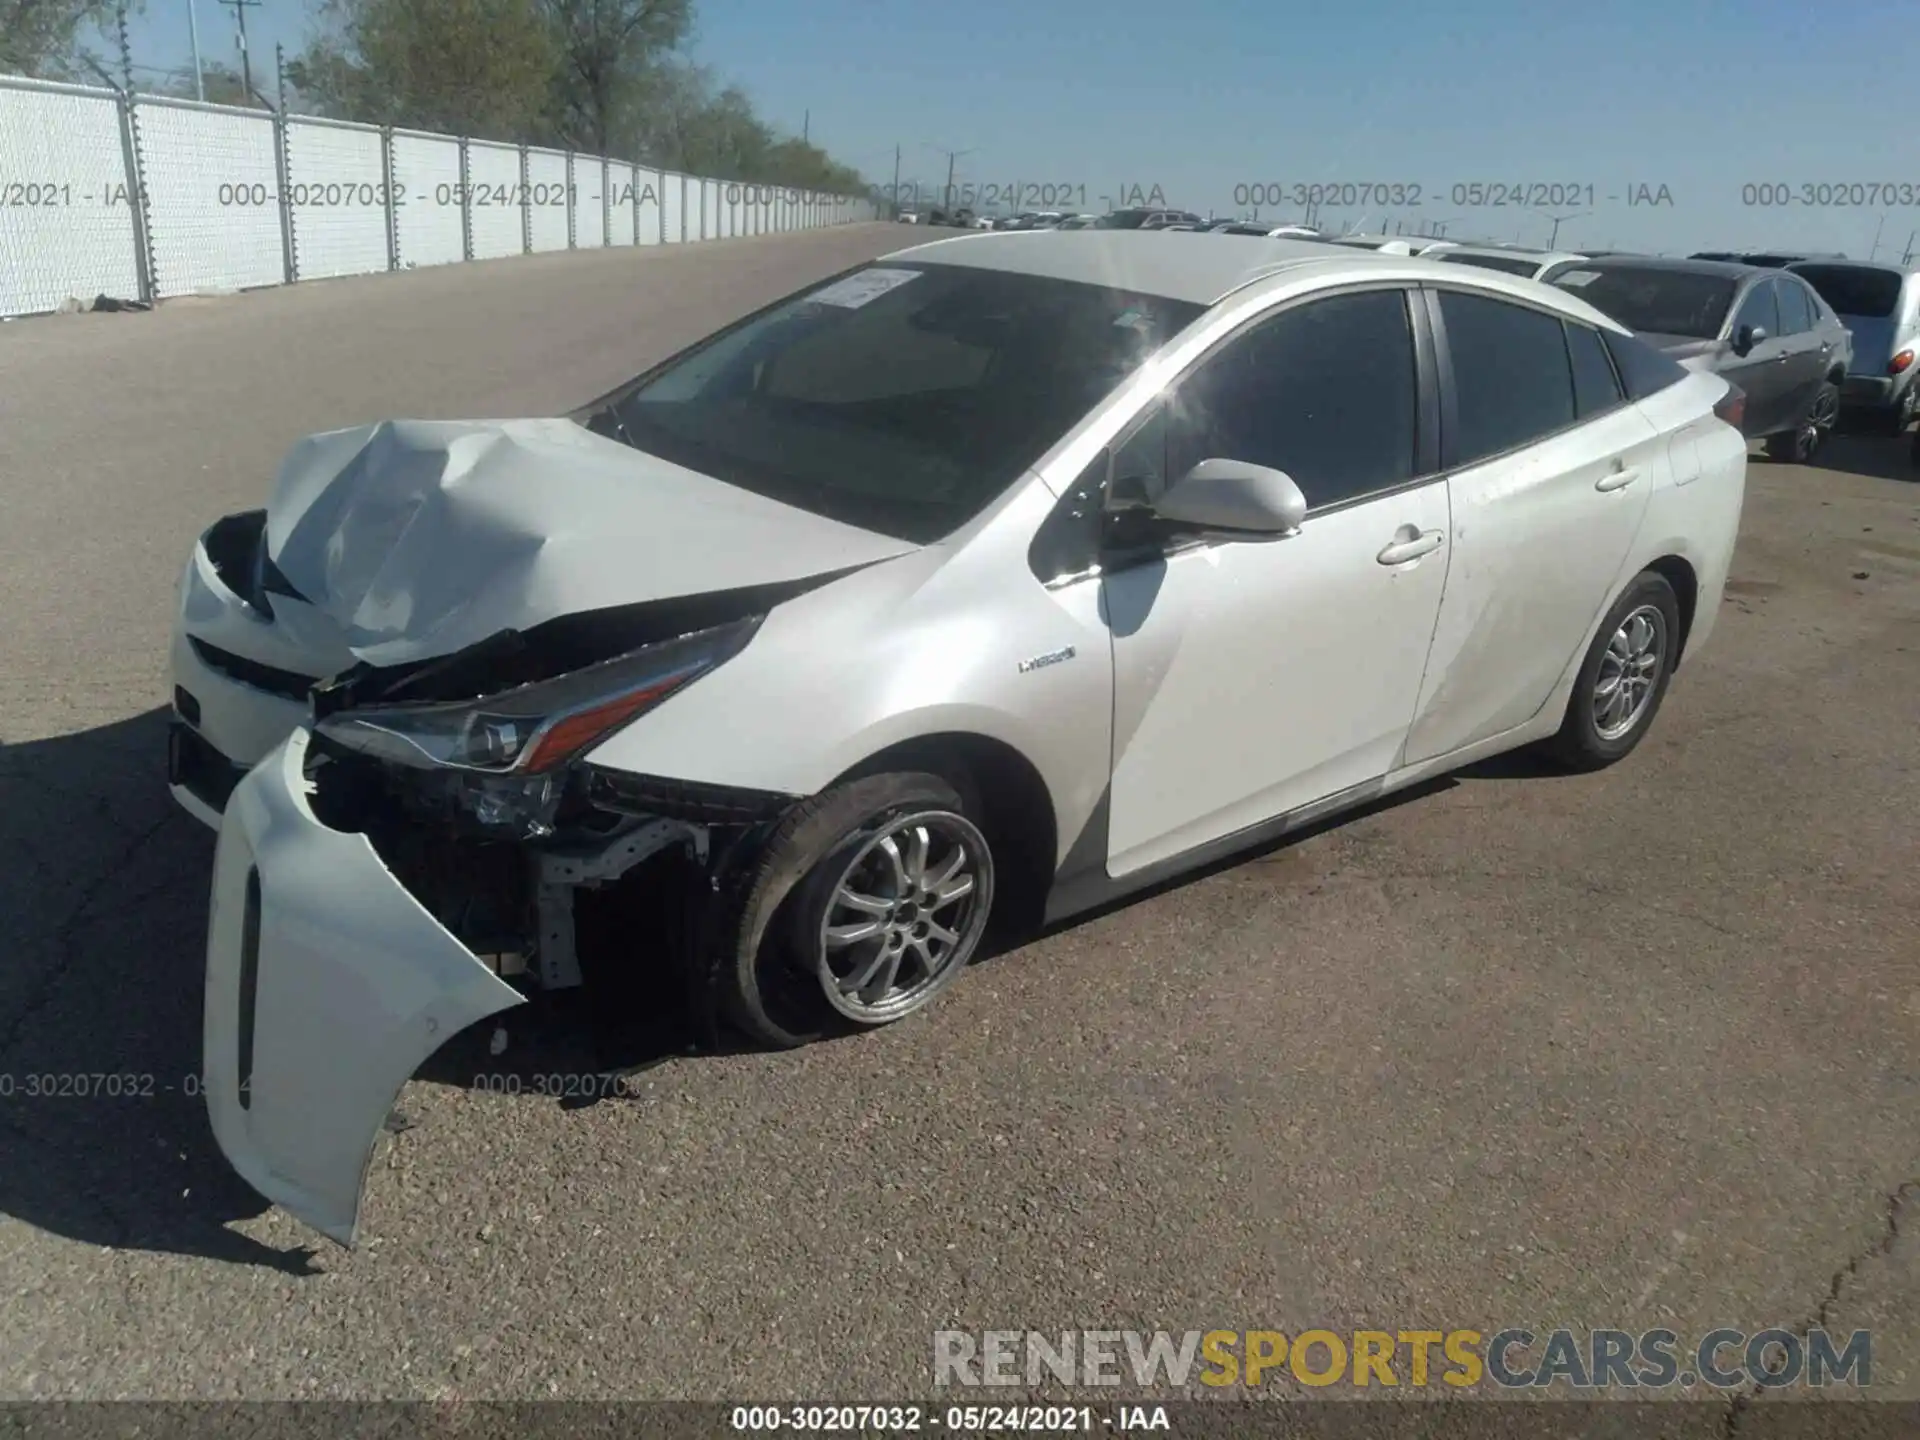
0 224 1914 1409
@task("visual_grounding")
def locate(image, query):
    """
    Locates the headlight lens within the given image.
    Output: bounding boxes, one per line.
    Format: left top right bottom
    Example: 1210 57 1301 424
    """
313 616 761 775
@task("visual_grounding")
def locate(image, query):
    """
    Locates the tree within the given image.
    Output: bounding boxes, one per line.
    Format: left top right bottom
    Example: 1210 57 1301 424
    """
539 0 691 155
148 59 263 107
288 0 556 139
1 0 137 81
284 0 868 195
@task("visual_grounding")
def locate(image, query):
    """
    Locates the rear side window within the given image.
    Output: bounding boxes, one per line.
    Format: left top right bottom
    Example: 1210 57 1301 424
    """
1775 279 1815 334
1601 330 1688 400
1566 322 1625 417
1438 290 1575 466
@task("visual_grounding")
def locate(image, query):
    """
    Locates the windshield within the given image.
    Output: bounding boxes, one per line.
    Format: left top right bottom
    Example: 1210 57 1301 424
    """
1551 265 1737 339
1791 265 1903 318
598 263 1202 543
1438 252 1542 277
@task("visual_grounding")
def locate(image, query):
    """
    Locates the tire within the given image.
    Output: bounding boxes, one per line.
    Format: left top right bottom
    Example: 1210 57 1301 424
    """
716 771 995 1049
1763 380 1838 463
1547 572 1681 772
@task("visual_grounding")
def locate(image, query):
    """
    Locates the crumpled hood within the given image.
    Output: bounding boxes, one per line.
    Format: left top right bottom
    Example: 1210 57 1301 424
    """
264 418 918 667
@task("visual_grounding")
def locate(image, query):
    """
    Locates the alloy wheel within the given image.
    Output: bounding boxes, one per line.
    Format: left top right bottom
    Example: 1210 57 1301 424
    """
1799 387 1838 460
813 810 992 1024
1592 604 1667 742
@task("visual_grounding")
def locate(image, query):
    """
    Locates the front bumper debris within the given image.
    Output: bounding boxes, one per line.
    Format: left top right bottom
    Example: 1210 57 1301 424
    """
203 727 525 1246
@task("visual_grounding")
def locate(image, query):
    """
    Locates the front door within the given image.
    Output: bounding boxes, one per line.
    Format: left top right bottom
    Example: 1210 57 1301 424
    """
1101 286 1451 878
1720 279 1792 435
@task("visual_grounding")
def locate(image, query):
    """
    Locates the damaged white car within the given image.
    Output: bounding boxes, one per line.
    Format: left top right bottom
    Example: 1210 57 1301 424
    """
171 231 1749 1244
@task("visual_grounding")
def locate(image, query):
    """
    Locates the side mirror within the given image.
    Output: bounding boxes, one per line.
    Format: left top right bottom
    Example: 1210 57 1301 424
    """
1151 458 1308 537
1733 323 1768 355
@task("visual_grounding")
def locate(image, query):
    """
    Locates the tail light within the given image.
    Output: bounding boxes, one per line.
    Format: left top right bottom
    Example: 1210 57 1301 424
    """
1713 384 1746 430
1890 349 1914 375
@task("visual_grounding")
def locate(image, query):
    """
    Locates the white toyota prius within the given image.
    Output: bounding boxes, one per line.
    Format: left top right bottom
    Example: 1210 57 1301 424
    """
168 231 1748 1244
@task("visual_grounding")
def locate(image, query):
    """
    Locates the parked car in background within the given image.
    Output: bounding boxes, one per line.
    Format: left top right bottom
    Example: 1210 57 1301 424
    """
1055 214 1097 230
1435 245 1590 282
1094 207 1204 230
1329 235 1418 255
1692 250 1848 268
1552 257 1849 462
172 233 1747 1247
897 211 922 224
1787 260 1920 432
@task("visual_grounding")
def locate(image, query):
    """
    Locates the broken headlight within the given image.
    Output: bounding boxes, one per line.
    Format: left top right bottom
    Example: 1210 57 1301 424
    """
311 617 762 836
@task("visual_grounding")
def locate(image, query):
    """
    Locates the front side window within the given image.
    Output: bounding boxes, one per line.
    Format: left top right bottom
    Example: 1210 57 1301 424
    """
1438 290 1575 466
601 263 1203 543
1162 288 1419 510
1731 281 1781 340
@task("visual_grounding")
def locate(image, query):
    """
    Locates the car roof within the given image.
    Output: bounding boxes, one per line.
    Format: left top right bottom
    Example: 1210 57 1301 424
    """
1437 244 1586 264
880 230 1635 329
1567 254 1763 280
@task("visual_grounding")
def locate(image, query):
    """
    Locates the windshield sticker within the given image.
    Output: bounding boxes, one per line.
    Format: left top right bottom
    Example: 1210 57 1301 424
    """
1112 308 1154 333
808 268 923 308
1555 270 1601 287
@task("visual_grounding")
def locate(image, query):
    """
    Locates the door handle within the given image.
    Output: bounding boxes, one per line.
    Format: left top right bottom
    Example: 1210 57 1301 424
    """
1376 528 1444 565
1595 465 1640 492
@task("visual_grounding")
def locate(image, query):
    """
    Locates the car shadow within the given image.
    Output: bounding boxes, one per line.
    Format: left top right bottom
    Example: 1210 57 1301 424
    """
1797 428 1920 482
0 704 1577 1265
0 707 323 1271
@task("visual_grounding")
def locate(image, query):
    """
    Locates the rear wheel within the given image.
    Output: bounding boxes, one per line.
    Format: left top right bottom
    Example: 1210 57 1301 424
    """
1547 572 1680 772
1764 381 1837 463
717 772 995 1049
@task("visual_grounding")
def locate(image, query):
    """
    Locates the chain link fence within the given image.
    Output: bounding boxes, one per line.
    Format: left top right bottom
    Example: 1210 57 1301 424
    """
388 128 462 269
0 77 142 315
284 115 388 281
0 72 880 317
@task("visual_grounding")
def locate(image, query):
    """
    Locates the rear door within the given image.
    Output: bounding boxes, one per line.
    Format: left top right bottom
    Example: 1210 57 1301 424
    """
1771 275 1830 420
1403 290 1658 764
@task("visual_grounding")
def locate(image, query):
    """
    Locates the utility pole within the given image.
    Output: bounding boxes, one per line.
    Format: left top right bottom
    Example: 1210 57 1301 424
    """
187 0 206 100
891 144 900 216
924 144 974 213
802 110 810 143
219 0 262 100
1867 213 1887 261
1538 208 1590 249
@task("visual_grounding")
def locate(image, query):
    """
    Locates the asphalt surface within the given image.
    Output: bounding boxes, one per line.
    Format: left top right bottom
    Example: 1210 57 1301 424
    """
0 224 1916 1410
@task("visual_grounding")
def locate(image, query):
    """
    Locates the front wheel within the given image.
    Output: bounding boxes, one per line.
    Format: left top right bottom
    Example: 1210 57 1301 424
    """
717 772 995 1049
1547 572 1681 772
1764 380 1838 463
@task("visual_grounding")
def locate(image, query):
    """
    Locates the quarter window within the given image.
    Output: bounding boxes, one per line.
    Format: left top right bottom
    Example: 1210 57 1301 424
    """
1438 290 1575 466
1566 322 1625 418
1164 289 1419 510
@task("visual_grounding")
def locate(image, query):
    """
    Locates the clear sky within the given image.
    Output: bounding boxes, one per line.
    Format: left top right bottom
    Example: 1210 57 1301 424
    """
120 0 1920 259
